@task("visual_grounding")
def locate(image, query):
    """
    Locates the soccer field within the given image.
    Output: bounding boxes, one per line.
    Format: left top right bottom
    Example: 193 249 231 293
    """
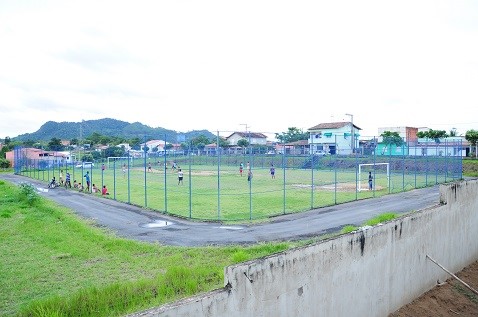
24 158 453 222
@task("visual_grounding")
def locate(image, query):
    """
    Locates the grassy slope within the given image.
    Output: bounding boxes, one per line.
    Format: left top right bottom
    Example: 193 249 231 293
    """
0 179 293 316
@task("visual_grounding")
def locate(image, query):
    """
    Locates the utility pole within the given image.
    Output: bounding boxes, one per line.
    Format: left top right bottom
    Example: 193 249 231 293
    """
345 113 354 154
240 123 251 152
78 119 83 163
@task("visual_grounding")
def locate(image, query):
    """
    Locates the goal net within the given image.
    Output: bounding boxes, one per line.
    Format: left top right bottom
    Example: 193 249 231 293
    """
358 163 390 191
107 156 133 168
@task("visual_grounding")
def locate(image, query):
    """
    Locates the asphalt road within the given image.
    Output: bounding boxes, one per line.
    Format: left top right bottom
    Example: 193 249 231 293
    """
0 173 441 247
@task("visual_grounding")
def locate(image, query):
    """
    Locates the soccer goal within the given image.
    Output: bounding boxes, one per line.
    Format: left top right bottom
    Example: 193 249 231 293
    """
358 163 390 191
107 156 133 168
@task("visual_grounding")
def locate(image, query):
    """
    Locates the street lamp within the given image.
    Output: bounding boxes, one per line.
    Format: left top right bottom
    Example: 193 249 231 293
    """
345 113 354 154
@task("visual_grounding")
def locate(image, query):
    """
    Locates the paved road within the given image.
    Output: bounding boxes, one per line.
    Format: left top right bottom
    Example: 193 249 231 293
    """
0 173 441 247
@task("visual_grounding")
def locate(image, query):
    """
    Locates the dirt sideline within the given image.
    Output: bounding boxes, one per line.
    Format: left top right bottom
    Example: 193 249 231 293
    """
389 260 478 316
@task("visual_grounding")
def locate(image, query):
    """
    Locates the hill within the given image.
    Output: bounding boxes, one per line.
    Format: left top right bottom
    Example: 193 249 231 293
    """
12 118 215 142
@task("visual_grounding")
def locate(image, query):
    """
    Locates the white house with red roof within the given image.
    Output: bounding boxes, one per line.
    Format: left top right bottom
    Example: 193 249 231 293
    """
308 122 361 155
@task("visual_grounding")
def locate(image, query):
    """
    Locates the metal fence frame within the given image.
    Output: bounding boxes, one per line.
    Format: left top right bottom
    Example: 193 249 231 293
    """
13 136 463 221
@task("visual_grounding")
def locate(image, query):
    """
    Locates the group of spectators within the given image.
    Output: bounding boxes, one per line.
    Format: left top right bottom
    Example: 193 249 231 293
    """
54 170 109 195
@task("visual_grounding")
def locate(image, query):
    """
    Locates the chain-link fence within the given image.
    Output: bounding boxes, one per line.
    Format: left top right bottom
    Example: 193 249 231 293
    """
13 135 463 221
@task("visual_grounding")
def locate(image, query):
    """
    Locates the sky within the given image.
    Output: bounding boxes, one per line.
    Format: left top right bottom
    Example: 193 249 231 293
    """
1 0 478 141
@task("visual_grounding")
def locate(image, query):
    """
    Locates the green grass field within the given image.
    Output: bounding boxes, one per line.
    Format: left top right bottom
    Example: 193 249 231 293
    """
21 157 458 222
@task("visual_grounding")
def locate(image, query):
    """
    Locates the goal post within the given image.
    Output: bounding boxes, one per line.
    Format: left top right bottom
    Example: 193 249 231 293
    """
358 163 390 191
107 156 133 168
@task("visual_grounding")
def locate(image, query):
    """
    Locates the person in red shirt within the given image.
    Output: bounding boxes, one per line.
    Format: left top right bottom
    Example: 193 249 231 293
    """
102 185 109 195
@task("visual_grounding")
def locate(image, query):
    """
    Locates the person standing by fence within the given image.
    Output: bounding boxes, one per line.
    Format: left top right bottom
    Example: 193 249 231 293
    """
247 169 253 182
65 172 71 188
178 168 184 185
270 164 275 179
84 171 90 192
368 171 373 190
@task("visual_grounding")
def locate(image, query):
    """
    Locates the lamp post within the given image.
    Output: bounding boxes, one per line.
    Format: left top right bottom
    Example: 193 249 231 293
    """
345 113 354 154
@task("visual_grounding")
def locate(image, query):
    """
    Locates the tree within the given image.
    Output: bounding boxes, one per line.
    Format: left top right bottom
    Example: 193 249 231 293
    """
417 129 448 142
196 142 206 154
91 151 102 160
189 135 210 155
180 142 189 152
0 158 10 168
47 138 64 151
130 137 141 151
275 127 309 143
237 139 249 148
22 139 37 147
81 153 94 162
190 135 211 147
99 136 112 145
105 146 125 158
465 129 478 158
380 131 404 147
4 136 11 145
86 132 103 146
0 141 16 158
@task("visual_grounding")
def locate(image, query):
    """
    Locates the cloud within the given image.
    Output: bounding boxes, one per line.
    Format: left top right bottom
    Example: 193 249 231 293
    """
0 0 477 138
57 46 135 72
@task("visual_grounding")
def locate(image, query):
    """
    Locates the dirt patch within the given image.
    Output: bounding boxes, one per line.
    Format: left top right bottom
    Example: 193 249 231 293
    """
130 168 217 176
292 182 385 192
389 260 478 316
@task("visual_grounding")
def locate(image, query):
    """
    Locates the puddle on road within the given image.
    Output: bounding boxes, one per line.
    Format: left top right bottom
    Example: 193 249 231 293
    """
140 220 174 228
218 226 244 230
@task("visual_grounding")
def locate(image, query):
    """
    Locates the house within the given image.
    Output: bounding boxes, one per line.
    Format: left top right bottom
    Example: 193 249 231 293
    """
225 132 268 146
6 147 73 168
141 140 167 153
61 140 71 147
307 122 361 155
204 143 219 155
117 143 132 152
275 140 309 155
137 140 185 157
375 127 467 157
377 127 418 144
376 136 467 157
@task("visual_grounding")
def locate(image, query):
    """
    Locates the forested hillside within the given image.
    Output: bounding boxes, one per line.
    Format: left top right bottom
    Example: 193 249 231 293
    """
12 118 215 142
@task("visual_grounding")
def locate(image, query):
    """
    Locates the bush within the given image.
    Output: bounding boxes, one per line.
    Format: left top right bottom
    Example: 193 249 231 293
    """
365 213 396 226
18 182 40 206
0 158 11 168
341 225 357 234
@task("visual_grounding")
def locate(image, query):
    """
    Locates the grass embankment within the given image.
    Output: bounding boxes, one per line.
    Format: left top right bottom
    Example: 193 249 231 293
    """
463 158 478 177
0 180 293 316
340 213 397 234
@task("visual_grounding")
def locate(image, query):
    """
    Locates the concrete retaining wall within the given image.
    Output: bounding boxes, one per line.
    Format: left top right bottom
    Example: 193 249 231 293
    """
131 179 478 317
